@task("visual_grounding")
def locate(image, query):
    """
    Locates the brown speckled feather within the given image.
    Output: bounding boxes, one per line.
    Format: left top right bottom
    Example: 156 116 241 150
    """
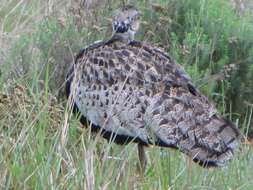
66 37 241 167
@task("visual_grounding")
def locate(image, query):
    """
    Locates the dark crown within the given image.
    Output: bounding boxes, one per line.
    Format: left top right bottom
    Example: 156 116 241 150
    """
113 20 130 33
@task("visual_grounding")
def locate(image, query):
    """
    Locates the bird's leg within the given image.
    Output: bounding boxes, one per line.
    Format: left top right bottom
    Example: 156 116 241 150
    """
137 144 147 173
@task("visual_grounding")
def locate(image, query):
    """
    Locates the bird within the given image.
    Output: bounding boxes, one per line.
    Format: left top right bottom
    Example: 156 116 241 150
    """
66 5 242 170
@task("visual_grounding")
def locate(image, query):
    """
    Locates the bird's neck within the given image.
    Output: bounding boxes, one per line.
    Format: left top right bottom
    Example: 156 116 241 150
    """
111 30 135 43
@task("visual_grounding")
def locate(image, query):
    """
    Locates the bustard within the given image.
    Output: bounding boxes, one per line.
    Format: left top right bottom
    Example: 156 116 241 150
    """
66 5 241 170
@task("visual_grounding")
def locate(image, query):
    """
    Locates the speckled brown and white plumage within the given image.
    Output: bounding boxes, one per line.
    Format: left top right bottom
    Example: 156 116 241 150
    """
66 34 241 167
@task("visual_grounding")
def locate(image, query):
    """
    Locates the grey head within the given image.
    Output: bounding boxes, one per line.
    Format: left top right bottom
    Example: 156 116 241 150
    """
112 5 141 42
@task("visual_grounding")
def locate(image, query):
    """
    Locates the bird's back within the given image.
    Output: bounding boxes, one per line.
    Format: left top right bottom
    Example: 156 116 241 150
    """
66 37 241 167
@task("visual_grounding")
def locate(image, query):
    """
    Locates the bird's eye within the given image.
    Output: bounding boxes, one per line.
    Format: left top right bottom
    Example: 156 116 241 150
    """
127 16 133 22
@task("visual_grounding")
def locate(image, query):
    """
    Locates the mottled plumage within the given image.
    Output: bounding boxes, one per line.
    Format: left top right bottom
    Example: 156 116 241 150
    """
66 6 241 168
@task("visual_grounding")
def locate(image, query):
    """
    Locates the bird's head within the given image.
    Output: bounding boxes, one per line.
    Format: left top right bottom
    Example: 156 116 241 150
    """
112 5 141 41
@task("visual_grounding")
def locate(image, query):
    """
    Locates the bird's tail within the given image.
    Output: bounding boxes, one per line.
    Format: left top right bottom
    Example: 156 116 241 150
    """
177 115 242 167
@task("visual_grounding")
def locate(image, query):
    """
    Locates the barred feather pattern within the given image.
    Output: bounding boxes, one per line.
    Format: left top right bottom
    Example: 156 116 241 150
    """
66 37 241 167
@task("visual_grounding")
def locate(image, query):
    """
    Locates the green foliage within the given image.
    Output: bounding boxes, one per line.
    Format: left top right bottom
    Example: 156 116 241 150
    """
138 0 253 122
2 17 90 95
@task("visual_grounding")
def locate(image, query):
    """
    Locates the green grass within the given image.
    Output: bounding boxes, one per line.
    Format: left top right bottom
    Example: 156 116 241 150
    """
0 90 252 189
1 0 253 189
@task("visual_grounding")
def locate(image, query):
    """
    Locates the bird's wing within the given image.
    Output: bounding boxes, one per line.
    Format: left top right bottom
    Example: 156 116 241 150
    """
128 41 242 166
69 39 241 167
